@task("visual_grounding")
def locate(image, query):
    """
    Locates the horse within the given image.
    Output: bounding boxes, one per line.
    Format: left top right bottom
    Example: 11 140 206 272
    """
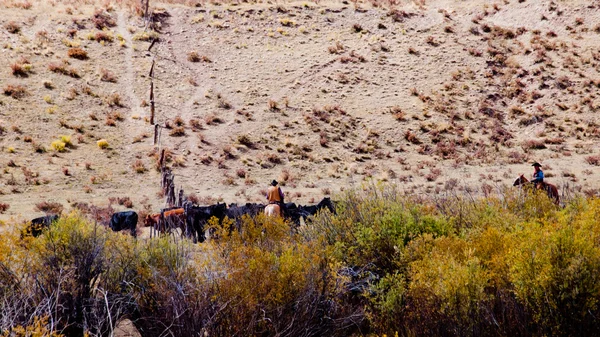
264 203 281 217
513 174 560 205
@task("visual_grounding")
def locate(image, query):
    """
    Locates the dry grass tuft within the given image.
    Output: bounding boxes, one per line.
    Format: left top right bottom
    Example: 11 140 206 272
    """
68 47 88 60
237 134 255 148
390 106 406 121
268 99 279 111
48 62 79 78
205 114 224 125
328 41 345 54
3 84 28 99
388 9 415 23
132 159 147 173
218 98 233 110
10 57 32 77
522 139 546 150
404 130 421 144
106 93 123 107
100 68 117 82
169 126 186 137
34 201 63 214
5 21 20 34
189 118 203 131
173 115 185 127
236 168 247 178
187 51 201 62
92 10 116 29
94 31 114 43
585 155 600 166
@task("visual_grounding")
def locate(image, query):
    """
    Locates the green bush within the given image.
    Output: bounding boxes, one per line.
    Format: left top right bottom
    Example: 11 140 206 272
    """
509 202 600 335
1 188 600 336
50 140 66 152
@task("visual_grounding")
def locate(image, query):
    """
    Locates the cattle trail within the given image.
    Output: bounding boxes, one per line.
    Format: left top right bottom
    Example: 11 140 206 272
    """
117 11 144 128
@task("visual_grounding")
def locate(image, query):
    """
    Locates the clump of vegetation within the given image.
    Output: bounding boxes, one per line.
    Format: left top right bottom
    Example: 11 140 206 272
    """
60 135 72 147
586 155 600 166
48 62 79 78
522 139 546 150
328 41 345 54
97 139 109 149
268 99 279 111
3 84 28 99
132 159 146 173
34 200 63 214
217 98 232 110
132 30 159 42
50 140 66 152
116 196 133 208
237 134 254 148
169 126 185 137
404 130 421 144
67 47 88 60
100 68 117 82
106 93 122 107
204 114 223 125
10 57 32 77
94 31 113 43
1 187 600 335
5 21 20 34
187 51 201 62
173 115 185 127
91 9 116 29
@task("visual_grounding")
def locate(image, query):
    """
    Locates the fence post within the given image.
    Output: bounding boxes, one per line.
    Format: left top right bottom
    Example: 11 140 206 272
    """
144 0 150 26
178 188 184 207
159 148 165 172
149 60 155 125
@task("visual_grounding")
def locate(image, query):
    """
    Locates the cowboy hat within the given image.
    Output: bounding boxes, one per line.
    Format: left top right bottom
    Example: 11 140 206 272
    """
271 180 278 186
531 162 542 167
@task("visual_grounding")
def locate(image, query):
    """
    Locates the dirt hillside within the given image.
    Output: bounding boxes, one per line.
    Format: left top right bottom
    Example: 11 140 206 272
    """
1 0 600 222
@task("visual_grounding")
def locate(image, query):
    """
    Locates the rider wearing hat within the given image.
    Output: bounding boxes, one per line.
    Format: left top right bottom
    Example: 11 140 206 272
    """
266 180 285 215
531 162 544 188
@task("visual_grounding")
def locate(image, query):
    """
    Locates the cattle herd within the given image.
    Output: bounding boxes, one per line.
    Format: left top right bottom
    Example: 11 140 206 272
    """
23 198 336 242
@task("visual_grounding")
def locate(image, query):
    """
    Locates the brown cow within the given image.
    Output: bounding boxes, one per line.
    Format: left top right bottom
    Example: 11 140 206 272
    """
144 208 186 235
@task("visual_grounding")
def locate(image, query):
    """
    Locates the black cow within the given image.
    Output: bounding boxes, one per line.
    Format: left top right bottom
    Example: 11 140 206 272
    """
299 197 336 217
185 203 227 243
226 203 265 219
226 203 265 231
109 211 138 237
23 214 60 237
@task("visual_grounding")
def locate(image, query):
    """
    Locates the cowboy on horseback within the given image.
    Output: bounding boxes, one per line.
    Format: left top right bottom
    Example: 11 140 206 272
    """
531 162 544 189
513 163 559 205
266 180 285 217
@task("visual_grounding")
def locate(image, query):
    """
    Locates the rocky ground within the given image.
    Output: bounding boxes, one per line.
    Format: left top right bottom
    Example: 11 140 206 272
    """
1 0 599 223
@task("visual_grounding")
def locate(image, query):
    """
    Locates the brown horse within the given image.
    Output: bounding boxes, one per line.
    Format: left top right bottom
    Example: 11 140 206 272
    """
513 175 560 205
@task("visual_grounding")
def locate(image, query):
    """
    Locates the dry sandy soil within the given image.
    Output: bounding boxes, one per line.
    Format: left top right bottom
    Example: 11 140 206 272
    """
1 0 600 224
